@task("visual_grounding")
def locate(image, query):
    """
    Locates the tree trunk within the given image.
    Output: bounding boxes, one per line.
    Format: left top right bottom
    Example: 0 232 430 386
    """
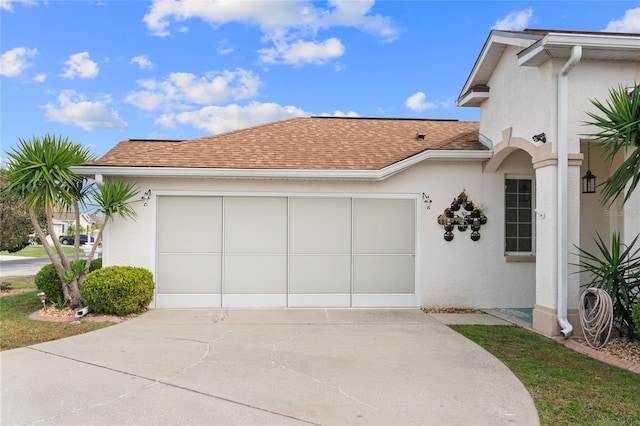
64 278 82 308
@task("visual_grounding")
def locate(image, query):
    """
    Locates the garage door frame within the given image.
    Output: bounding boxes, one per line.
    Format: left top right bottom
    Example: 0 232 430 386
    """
153 190 420 308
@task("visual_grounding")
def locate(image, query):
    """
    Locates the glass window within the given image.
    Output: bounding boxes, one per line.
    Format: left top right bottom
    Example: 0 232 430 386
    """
505 178 534 254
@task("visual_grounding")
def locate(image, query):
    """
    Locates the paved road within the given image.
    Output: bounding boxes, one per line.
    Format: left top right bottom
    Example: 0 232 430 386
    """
0 255 52 277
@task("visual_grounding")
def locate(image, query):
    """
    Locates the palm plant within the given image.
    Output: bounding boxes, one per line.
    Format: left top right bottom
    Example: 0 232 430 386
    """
584 83 640 206
3 134 139 308
574 232 640 340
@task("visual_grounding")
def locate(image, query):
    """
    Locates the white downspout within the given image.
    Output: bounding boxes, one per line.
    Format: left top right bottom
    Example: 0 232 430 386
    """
557 45 582 337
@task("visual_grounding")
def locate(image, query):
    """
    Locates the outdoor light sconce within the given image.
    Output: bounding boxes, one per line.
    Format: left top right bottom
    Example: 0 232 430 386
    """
141 189 152 206
582 141 597 194
532 133 546 143
416 133 426 140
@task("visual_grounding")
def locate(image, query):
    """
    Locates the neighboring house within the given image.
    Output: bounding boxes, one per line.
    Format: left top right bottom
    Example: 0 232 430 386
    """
52 211 102 238
75 29 640 337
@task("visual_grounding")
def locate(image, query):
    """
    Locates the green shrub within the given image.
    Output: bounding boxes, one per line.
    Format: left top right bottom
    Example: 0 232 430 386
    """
80 266 154 316
35 258 103 304
633 302 640 337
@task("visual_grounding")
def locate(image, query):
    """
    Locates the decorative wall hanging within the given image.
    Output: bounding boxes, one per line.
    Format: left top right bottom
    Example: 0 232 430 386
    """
437 190 487 242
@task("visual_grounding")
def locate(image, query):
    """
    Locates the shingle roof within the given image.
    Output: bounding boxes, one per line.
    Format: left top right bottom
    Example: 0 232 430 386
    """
89 117 484 171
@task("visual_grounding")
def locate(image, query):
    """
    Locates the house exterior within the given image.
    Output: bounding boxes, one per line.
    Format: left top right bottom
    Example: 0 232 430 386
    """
76 29 640 337
52 211 102 237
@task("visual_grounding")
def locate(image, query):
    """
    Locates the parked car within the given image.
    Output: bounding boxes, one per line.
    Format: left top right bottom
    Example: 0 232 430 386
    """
59 234 94 245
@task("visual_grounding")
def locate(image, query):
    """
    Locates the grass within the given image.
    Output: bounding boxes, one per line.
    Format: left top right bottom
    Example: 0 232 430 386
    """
0 277 112 351
0 245 75 258
452 325 640 426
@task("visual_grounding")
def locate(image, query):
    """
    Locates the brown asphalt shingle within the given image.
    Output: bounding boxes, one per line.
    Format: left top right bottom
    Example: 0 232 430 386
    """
89 117 484 170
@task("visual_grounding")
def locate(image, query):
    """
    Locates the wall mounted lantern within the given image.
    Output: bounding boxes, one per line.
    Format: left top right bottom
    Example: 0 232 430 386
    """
582 141 597 194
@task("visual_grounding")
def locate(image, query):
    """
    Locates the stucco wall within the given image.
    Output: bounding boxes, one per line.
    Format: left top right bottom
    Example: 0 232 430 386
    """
479 46 639 152
104 158 536 310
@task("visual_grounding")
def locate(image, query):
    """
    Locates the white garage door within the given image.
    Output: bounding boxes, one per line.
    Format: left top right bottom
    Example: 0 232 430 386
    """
156 196 416 308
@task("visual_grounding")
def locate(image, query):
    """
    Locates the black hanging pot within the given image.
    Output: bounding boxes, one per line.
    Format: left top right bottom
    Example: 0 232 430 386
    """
471 222 481 231
464 202 474 211
450 203 461 211
480 215 488 225
471 231 481 241
457 223 468 232
444 224 454 232
444 231 454 242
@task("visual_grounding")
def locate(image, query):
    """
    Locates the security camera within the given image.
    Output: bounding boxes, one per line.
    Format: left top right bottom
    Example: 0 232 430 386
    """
532 133 546 143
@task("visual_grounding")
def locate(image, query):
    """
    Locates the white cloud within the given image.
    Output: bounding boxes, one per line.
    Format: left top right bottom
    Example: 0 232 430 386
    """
131 54 153 70
60 52 99 79
125 68 261 111
43 90 127 131
155 101 308 134
260 37 345 65
605 7 640 32
142 0 396 65
493 8 533 31
0 0 37 12
405 92 436 112
33 73 46 82
0 47 37 77
217 40 235 55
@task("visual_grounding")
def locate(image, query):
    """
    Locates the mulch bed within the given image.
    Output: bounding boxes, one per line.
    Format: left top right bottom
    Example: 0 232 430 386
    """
28 305 134 323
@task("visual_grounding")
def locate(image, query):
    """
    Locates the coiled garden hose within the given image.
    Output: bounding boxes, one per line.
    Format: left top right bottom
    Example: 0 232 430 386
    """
579 288 613 349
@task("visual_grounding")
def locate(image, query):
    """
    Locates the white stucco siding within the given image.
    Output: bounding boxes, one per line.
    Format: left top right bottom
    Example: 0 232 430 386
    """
479 47 639 154
479 46 557 147
103 158 537 310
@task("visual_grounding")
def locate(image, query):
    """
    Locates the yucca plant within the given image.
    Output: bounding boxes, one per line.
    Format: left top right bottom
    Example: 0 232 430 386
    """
574 232 640 340
2 134 139 308
584 83 640 206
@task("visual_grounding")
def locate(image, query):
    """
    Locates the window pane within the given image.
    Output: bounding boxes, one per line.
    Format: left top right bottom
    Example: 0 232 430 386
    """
519 194 531 207
506 238 518 252
506 224 517 237
519 180 531 193
506 180 518 193
518 209 531 222
506 208 518 222
519 238 532 252
518 224 532 238
506 194 518 207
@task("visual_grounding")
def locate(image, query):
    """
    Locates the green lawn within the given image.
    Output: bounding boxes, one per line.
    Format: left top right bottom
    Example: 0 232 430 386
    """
0 278 112 351
452 325 640 426
0 245 75 258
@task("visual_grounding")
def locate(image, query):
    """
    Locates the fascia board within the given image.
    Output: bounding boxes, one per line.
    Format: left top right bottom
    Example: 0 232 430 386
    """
72 150 492 182
519 33 640 66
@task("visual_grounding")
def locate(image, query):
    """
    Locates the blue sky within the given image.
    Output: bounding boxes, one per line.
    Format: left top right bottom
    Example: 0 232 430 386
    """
1 1 639 159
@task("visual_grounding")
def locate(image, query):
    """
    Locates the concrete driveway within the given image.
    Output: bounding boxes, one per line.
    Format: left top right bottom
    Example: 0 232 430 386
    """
1 309 538 425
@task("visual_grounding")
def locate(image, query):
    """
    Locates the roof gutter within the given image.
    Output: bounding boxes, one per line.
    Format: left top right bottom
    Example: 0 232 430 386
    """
557 45 582 338
73 150 492 181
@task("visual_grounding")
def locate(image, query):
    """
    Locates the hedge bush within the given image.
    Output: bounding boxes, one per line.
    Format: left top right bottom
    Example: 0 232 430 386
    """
35 258 103 304
80 266 154 316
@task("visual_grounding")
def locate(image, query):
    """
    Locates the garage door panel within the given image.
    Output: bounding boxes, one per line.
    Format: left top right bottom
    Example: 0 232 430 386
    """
354 199 415 254
224 197 287 253
157 254 221 294
290 255 351 294
354 255 415 294
158 197 222 253
290 198 351 254
157 195 417 308
224 255 287 294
